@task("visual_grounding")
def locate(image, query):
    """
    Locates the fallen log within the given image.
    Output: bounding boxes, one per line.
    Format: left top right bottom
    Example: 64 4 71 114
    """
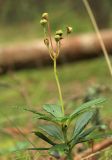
0 30 112 73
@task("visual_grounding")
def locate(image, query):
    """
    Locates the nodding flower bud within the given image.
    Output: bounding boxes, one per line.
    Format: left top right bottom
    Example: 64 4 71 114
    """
44 38 49 47
56 30 63 36
54 35 62 42
42 13 48 20
40 19 47 26
67 26 73 34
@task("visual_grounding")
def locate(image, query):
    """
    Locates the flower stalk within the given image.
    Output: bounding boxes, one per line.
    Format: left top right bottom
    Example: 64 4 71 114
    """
40 13 70 115
53 56 64 115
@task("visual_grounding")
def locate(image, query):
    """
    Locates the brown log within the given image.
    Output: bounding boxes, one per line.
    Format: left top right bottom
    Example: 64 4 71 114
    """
0 30 112 73
75 138 112 160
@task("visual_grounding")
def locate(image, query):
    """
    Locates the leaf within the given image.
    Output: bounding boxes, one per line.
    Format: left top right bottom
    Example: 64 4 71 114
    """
43 104 64 118
69 98 105 121
24 108 44 115
72 111 95 140
39 125 64 142
72 126 96 145
78 126 96 139
25 108 57 123
34 131 56 145
49 143 68 154
79 131 112 143
24 107 68 123
35 114 56 122
54 116 69 123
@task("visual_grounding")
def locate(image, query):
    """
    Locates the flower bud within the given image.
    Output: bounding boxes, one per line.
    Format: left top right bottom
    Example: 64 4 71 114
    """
54 35 61 42
67 26 72 34
44 38 49 47
56 30 63 36
42 13 48 20
40 19 47 26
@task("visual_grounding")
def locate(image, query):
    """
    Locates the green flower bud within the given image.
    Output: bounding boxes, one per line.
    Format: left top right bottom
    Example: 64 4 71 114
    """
44 38 49 47
56 30 63 36
54 35 61 42
67 26 73 34
40 19 47 26
42 13 48 20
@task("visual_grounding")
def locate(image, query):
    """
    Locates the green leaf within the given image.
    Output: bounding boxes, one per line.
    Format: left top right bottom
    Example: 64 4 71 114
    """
35 114 55 122
72 126 96 145
69 98 105 121
79 131 112 143
43 104 64 118
54 116 69 123
34 131 56 145
24 107 68 123
39 125 64 142
72 111 95 140
24 108 44 116
78 126 96 139
49 143 68 153
25 108 57 123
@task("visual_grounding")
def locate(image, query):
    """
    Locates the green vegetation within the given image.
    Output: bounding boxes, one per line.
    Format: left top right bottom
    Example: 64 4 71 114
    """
0 57 112 159
0 12 111 159
0 0 97 45
0 1 112 159
25 13 111 160
0 0 112 45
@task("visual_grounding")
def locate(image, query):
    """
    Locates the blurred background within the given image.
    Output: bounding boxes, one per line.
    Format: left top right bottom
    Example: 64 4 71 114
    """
0 0 112 159
0 0 112 43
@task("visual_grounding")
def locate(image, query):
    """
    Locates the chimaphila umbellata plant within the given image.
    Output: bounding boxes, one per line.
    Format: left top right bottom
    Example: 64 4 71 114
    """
26 13 112 160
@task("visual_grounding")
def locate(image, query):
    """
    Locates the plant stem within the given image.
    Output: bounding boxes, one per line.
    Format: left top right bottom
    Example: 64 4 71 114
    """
66 151 73 160
63 126 73 160
53 57 64 115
